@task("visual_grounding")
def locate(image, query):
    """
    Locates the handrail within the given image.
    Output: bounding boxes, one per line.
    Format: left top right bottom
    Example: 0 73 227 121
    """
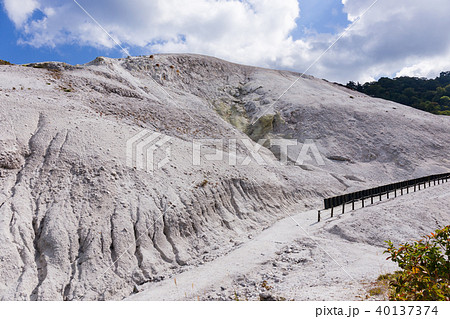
318 173 450 222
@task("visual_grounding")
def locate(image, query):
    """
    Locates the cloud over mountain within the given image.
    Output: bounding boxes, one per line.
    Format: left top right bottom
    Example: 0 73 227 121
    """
2 0 450 83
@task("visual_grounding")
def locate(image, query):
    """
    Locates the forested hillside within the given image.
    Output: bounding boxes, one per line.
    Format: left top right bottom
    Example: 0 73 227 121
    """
347 72 450 115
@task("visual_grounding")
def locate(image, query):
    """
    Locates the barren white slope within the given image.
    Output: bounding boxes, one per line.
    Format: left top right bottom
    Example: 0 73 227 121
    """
0 54 449 300
129 182 450 301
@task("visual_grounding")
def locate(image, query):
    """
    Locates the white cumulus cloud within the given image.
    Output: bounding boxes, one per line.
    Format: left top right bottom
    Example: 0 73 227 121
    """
3 0 450 83
2 0 39 26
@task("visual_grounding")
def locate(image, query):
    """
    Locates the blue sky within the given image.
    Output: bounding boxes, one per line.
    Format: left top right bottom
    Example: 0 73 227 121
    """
0 0 349 65
0 6 122 65
293 0 348 38
1 0 450 83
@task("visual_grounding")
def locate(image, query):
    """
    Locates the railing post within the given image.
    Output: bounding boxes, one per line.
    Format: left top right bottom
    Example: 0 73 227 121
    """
321 173 450 222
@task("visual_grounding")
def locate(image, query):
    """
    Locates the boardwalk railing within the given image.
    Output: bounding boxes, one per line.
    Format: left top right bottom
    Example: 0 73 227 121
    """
318 173 450 222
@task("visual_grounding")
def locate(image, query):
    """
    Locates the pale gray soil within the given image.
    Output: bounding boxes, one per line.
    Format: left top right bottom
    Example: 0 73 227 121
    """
0 54 449 300
128 182 450 301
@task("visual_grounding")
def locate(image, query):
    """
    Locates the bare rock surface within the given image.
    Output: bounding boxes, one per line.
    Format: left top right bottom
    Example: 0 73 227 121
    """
0 54 449 300
129 182 450 301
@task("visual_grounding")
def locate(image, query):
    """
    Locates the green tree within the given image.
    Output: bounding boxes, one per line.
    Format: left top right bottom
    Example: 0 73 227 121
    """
346 71 450 115
440 96 450 107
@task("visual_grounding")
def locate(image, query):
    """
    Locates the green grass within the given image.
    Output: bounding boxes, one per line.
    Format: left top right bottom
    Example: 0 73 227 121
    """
368 287 384 296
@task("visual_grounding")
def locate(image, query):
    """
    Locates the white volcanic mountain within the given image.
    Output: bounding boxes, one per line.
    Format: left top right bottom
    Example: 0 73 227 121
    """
0 54 449 300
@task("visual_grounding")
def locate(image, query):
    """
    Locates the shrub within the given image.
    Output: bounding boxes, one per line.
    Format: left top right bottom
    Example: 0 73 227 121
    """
0 59 13 65
384 225 450 300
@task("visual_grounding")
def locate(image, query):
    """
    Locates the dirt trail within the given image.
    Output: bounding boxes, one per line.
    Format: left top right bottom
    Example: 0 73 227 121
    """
128 182 450 301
